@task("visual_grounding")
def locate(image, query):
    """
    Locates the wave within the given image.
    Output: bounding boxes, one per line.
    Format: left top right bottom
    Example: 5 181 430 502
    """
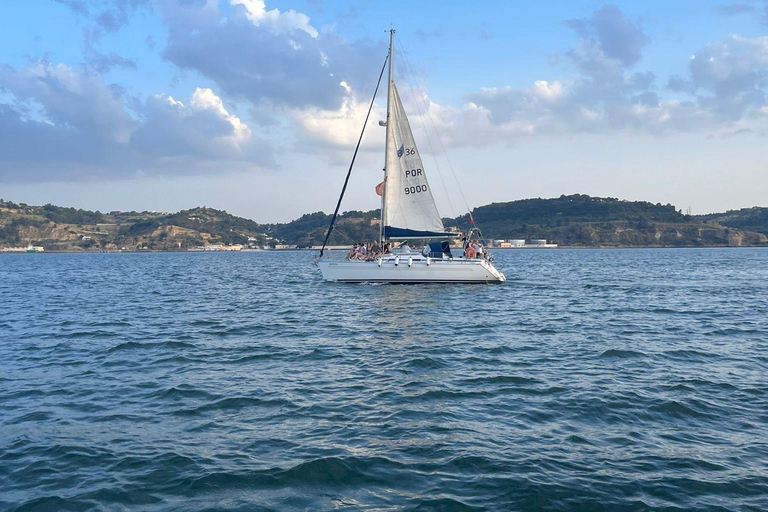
405 357 448 369
460 375 541 385
107 340 197 353
175 396 296 416
599 349 646 358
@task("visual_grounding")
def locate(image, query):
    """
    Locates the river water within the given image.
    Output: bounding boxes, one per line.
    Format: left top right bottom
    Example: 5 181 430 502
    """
1 249 767 511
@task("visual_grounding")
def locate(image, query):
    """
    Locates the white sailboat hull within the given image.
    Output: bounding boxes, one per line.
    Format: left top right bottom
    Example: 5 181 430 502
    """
318 255 505 283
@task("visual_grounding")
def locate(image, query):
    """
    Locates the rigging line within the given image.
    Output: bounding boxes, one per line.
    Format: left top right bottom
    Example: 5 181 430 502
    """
319 53 389 258
397 36 470 222
394 36 458 227
395 33 478 230
329 226 356 245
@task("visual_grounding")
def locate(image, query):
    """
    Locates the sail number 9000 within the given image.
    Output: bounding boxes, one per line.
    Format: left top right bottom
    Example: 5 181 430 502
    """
404 184 427 195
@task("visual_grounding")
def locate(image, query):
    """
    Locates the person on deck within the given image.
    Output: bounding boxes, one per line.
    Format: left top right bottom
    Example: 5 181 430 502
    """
473 241 483 258
369 242 380 260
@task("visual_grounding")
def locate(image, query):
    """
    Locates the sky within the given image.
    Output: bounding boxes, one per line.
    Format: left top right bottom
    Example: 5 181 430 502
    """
1 0 767 222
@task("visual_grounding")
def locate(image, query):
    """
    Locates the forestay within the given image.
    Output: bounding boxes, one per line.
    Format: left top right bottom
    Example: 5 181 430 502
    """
383 83 453 240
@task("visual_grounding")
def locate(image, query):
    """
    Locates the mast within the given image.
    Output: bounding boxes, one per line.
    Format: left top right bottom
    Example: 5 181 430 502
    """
380 29 395 246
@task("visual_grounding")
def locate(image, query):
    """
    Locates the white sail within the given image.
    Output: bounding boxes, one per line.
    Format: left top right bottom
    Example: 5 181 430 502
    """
382 83 450 239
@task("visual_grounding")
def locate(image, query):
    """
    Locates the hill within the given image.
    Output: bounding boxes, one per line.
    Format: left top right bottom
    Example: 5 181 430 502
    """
1 195 766 251
448 195 767 247
266 210 381 248
0 200 271 251
696 207 768 237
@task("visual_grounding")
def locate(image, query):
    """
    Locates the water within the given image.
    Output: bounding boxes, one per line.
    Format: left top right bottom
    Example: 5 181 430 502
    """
1 249 767 511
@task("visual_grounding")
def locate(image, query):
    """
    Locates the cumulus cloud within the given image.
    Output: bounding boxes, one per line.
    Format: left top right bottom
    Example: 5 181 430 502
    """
0 62 273 181
436 5 765 141
156 0 384 110
290 81 384 150
0 61 136 144
669 35 768 120
24 0 768 172
458 5 680 139
133 87 269 161
230 0 318 37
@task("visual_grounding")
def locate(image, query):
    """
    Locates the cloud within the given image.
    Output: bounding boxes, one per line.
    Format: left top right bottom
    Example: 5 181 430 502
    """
230 0 318 38
668 35 768 120
23 0 768 169
0 62 273 182
133 87 270 162
440 7 766 141
50 0 148 73
85 49 138 73
287 4 749 152
0 61 136 143
565 5 649 67
92 0 149 33
287 82 411 157
156 0 384 110
714 1 768 24
458 6 675 138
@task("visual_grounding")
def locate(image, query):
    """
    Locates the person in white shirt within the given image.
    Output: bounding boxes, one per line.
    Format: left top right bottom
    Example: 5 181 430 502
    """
472 241 483 258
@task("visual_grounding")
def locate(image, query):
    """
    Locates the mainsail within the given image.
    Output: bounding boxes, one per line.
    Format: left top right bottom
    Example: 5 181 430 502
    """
382 83 452 239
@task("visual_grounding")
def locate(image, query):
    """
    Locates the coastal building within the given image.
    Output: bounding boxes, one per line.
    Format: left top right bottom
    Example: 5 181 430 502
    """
2 244 45 253
484 239 558 249
203 244 243 251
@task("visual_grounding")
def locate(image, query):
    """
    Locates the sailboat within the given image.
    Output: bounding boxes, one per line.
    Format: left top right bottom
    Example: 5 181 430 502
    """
317 30 505 284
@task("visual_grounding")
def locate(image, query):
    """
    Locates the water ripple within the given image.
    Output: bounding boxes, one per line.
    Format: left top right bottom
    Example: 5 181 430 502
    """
1 249 767 511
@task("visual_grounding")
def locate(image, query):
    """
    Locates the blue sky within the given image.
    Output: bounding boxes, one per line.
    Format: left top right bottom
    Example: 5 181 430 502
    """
1 0 767 221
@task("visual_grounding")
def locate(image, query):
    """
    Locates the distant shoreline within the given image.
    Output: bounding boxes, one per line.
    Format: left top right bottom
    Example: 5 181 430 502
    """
3 245 767 255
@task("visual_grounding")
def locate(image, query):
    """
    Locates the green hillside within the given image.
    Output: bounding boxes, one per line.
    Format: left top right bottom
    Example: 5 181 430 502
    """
450 195 765 247
1 195 766 251
696 207 768 236
267 210 380 247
